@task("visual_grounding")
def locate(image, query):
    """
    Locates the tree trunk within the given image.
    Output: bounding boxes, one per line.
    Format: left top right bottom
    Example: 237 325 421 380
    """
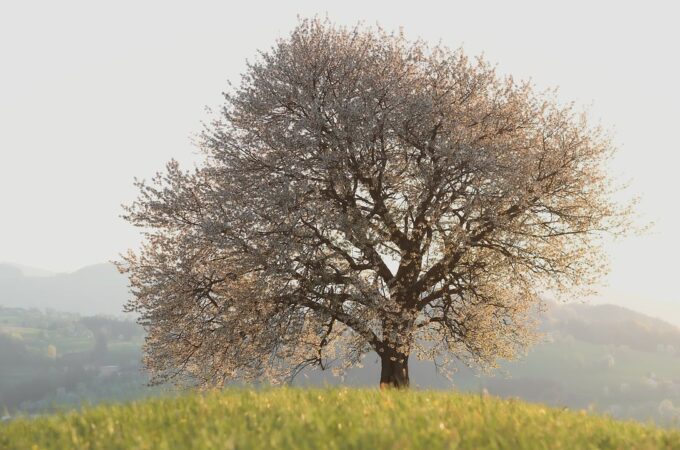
379 350 409 389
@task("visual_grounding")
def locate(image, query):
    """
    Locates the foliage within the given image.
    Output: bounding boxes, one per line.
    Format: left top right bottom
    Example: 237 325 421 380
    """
120 18 629 389
2 388 679 449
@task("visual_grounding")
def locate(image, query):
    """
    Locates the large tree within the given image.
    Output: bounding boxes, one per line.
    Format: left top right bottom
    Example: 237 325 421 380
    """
120 19 627 388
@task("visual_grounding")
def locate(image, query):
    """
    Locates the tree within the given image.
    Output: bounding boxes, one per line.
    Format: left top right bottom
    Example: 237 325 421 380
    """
119 19 628 388
80 317 111 355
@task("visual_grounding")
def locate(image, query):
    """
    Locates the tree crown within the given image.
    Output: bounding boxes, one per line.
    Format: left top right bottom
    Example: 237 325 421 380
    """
120 18 628 387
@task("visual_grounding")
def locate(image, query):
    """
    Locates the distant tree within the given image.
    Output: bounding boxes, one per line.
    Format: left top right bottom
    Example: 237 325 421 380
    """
105 319 143 341
0 332 27 361
120 19 628 388
80 317 111 355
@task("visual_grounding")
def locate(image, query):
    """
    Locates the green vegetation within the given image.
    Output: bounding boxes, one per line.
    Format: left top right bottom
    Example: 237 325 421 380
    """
2 388 679 449
0 306 161 414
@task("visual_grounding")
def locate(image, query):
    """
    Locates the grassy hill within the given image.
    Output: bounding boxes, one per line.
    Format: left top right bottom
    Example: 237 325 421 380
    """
2 388 680 449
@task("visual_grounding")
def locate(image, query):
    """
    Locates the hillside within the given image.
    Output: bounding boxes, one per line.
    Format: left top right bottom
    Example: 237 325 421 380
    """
0 306 159 415
297 302 680 425
3 299 680 426
0 263 128 316
2 267 680 425
2 388 679 449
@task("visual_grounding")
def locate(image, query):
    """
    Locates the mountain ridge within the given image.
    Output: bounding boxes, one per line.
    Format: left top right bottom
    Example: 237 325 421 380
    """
0 262 128 316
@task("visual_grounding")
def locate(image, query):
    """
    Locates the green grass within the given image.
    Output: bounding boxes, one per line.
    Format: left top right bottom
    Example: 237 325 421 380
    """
2 389 680 449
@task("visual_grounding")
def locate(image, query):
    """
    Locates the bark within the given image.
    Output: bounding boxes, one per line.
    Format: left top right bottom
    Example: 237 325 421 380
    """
379 349 410 389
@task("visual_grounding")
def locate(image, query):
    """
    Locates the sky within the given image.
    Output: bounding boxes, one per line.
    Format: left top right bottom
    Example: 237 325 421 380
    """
1 1 678 323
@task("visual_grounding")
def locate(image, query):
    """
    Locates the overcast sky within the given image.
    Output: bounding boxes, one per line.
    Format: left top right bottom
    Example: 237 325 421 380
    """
1 0 678 323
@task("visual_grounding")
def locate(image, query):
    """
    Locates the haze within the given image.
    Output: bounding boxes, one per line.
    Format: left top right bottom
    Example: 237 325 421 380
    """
1 0 678 323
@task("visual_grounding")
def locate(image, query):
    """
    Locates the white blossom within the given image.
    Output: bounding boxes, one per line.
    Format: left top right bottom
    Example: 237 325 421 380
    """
118 18 629 389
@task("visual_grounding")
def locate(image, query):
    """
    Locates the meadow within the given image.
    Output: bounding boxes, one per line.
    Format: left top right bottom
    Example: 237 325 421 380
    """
2 388 680 449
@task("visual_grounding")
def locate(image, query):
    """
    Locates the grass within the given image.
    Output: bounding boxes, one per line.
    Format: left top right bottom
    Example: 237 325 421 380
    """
1 388 679 450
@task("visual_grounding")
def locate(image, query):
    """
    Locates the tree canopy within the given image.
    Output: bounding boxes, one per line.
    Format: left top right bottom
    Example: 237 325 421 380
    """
120 19 627 388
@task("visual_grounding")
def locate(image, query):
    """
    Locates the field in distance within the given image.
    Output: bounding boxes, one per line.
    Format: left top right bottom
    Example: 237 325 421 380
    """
2 388 680 450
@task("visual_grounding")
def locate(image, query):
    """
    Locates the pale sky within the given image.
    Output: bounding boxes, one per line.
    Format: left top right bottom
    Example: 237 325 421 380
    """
1 1 678 323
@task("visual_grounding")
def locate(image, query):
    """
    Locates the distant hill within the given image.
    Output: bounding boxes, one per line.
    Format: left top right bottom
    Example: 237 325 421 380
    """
0 263 55 278
541 301 680 353
0 263 128 316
